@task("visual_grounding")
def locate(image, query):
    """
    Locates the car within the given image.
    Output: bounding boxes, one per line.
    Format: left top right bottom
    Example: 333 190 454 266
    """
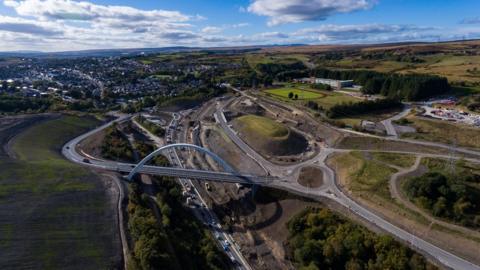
82 158 90 163
222 244 229 251
224 240 230 246
229 255 236 263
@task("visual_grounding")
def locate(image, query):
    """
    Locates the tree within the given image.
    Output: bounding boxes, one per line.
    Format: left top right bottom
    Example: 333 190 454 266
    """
142 96 155 108
287 207 435 270
432 197 448 217
263 75 273 87
68 90 83 99
294 94 299 100
288 92 294 99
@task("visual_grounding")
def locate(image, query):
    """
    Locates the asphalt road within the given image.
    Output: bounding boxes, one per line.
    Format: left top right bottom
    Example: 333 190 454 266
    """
381 106 412 138
134 111 252 270
62 112 253 269
62 103 480 270
214 90 480 270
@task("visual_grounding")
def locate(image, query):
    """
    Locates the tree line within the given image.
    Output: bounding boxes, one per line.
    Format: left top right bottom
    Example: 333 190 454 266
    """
0 95 51 113
404 170 480 228
127 178 230 270
327 98 403 118
313 68 450 101
230 61 449 102
287 207 437 270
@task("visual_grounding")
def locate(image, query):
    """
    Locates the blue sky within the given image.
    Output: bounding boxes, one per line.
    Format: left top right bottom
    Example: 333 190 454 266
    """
0 0 479 51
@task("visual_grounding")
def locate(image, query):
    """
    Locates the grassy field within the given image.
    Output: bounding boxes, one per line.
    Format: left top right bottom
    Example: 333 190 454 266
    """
401 116 480 149
263 84 360 110
319 51 480 83
13 115 99 162
264 87 325 100
332 151 397 200
235 115 289 139
421 157 480 174
245 53 310 69
233 114 308 156
328 151 480 256
371 152 416 168
0 115 120 269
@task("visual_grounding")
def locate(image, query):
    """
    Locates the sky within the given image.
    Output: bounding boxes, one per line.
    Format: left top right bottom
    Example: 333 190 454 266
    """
0 0 480 52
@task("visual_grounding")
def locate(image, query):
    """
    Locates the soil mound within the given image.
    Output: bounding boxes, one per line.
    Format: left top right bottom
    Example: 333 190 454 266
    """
233 115 308 156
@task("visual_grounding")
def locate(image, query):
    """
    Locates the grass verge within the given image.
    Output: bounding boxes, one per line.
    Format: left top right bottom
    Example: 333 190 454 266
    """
401 116 480 149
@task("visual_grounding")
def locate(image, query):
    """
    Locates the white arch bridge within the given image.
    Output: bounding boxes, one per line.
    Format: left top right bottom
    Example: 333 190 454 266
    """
125 143 277 185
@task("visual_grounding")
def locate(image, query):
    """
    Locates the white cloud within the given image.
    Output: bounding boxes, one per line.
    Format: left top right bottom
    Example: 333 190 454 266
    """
294 24 435 42
0 15 62 36
256 31 289 39
4 0 190 22
0 0 479 52
248 0 375 26
232 23 250 28
0 0 207 51
202 26 223 34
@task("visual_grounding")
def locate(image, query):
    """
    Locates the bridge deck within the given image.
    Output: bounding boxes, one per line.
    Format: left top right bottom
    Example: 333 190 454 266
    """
118 164 278 184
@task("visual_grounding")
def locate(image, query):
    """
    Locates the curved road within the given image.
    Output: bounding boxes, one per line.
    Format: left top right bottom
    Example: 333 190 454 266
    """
216 90 480 270
63 106 480 270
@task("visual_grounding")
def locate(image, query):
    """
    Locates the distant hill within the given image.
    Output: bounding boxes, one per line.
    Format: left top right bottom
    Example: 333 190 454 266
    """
0 44 308 58
0 46 198 58
1 38 479 59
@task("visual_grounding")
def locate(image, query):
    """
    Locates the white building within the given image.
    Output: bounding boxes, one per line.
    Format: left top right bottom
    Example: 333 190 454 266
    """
296 77 354 89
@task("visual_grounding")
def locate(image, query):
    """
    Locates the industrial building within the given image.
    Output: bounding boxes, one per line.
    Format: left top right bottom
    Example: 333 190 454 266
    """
295 77 354 89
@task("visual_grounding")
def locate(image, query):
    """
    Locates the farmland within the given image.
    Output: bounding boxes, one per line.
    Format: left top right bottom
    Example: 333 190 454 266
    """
0 115 121 269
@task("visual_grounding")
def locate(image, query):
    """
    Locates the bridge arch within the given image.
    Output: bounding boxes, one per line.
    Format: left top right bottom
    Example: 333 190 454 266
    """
127 143 235 181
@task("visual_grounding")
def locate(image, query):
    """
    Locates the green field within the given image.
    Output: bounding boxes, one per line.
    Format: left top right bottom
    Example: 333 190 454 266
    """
319 50 480 83
264 87 325 100
371 152 416 168
0 115 120 269
263 84 360 109
315 91 361 109
330 151 397 200
233 114 308 156
245 53 310 69
401 115 480 149
236 115 289 139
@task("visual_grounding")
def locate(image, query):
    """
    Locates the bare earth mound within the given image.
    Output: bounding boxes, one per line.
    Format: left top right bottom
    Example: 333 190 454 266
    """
233 115 308 156
298 166 324 188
